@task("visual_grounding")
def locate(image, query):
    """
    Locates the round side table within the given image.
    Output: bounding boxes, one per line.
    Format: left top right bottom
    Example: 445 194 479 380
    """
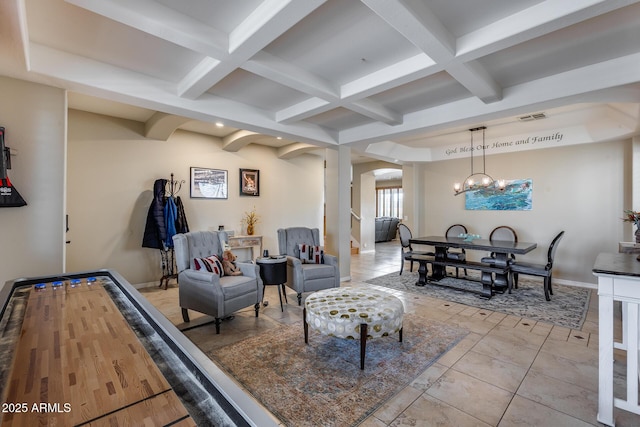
256 256 288 311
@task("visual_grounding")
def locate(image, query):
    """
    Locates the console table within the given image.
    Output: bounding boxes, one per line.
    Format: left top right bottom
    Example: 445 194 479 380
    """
593 252 640 426
228 235 262 262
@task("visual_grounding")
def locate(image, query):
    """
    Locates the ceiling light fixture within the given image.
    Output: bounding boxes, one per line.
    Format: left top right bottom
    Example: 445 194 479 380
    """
453 126 505 196
215 122 224 127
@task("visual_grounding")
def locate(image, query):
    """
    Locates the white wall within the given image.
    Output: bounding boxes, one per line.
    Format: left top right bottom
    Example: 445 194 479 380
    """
0 77 66 286
67 110 324 284
417 140 628 284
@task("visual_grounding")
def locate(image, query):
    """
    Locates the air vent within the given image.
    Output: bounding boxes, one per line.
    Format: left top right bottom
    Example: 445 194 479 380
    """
518 112 546 122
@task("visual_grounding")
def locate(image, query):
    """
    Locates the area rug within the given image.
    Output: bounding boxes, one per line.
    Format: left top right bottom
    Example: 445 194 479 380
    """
206 315 467 427
366 271 591 330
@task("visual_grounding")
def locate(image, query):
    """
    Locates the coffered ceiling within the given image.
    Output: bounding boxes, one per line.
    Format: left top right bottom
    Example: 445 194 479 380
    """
1 0 639 164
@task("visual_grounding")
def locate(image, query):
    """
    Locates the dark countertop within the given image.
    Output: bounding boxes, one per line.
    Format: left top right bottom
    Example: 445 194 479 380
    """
593 252 640 277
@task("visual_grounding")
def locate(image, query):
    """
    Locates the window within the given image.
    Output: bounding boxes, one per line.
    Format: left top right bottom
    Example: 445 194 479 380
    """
376 187 403 218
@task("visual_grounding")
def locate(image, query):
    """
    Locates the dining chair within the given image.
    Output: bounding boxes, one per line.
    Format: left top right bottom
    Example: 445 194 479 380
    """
481 226 518 292
445 224 468 277
510 231 565 301
398 223 434 275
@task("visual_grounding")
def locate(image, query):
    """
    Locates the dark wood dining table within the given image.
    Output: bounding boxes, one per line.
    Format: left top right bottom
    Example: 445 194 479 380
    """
409 235 537 294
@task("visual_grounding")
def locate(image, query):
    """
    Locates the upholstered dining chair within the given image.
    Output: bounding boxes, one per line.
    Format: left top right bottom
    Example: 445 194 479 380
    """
277 227 340 305
173 231 263 334
510 231 565 301
445 224 468 277
481 226 519 291
398 223 434 275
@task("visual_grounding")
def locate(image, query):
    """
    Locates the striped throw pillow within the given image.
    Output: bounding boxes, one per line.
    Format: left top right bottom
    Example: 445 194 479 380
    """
193 255 224 277
298 243 324 264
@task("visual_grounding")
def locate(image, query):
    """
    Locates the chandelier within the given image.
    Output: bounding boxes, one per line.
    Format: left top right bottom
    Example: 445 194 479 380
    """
453 126 505 196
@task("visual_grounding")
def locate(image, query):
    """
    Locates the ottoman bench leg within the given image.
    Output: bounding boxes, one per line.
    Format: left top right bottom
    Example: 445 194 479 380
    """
303 307 309 344
360 323 368 370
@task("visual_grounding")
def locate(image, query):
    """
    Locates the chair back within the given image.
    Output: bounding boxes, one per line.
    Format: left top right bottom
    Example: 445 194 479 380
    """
277 227 321 258
173 231 224 272
397 223 412 249
547 231 565 267
490 226 518 243
446 224 467 237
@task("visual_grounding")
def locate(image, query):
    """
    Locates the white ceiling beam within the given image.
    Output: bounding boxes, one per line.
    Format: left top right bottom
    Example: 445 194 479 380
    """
243 51 338 99
362 0 454 61
66 0 228 57
28 43 338 146
276 98 332 123
446 61 502 103
341 53 438 100
457 0 640 60
349 99 402 125
145 112 192 140
179 0 326 99
340 50 640 144
222 130 260 152
363 0 501 104
277 142 319 159
245 50 401 125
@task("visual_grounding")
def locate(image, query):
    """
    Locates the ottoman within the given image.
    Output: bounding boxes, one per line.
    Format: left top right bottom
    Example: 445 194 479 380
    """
303 287 404 369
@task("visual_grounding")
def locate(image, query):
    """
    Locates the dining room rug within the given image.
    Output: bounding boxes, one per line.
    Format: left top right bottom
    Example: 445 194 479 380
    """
366 271 591 330
205 315 467 427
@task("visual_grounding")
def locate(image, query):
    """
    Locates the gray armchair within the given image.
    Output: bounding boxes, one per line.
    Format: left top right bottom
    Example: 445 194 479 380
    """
173 231 263 334
277 227 340 305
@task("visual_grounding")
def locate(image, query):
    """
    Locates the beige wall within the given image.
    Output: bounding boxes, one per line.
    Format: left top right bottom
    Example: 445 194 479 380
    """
67 110 324 284
417 140 628 284
0 77 66 286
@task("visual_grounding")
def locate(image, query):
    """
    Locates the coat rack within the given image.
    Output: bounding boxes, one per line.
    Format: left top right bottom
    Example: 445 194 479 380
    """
142 173 189 290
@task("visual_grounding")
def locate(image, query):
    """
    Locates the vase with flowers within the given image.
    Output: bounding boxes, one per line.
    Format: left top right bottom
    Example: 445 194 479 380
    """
242 206 259 236
623 209 640 243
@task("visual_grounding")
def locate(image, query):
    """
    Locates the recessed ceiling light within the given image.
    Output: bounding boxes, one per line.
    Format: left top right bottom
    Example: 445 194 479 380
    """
276 136 282 140
215 122 224 127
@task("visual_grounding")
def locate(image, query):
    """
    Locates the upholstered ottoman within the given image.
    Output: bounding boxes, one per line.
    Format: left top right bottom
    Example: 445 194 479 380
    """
303 287 404 369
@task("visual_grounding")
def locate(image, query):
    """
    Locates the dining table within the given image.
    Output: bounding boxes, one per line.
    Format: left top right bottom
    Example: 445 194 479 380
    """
409 235 538 294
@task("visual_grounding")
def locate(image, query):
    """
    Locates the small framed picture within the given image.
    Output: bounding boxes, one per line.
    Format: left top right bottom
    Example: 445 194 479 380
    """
240 169 259 196
190 167 228 199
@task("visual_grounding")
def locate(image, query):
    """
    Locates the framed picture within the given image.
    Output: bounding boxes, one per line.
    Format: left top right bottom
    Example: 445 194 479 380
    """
465 178 532 211
240 168 260 196
190 167 228 199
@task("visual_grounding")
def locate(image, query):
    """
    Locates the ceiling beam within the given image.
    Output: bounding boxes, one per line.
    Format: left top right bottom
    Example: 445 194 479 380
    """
145 113 192 140
66 0 228 57
222 130 261 152
179 0 327 99
277 142 318 159
340 50 640 145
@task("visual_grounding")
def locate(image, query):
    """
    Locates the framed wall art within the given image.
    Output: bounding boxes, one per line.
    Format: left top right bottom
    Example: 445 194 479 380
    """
465 178 532 211
239 168 259 196
190 167 228 199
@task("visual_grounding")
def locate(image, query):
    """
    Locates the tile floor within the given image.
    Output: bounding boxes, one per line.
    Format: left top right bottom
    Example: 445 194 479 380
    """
138 241 640 426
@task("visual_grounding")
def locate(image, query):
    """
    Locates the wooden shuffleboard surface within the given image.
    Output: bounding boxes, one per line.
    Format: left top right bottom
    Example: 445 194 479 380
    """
1 278 196 426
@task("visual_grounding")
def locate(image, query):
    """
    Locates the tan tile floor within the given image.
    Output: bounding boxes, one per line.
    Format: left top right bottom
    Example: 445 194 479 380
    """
138 241 640 426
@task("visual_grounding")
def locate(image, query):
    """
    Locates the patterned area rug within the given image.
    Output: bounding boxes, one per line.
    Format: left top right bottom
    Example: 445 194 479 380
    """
207 315 467 427
366 271 591 330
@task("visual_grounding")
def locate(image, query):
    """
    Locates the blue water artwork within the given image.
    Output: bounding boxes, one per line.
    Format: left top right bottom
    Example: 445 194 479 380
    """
465 179 532 210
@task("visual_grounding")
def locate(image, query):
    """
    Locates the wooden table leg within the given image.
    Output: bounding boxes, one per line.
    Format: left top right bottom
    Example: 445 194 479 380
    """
416 260 428 286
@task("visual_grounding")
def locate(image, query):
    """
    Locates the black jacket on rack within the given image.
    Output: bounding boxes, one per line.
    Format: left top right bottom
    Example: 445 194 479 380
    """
142 179 168 249
142 178 190 249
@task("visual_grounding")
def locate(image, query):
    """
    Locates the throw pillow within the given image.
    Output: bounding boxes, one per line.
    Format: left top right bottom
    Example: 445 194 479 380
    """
193 255 225 277
298 243 324 264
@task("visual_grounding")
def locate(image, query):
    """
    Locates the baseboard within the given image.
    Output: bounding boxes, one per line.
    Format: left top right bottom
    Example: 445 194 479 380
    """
554 278 597 290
